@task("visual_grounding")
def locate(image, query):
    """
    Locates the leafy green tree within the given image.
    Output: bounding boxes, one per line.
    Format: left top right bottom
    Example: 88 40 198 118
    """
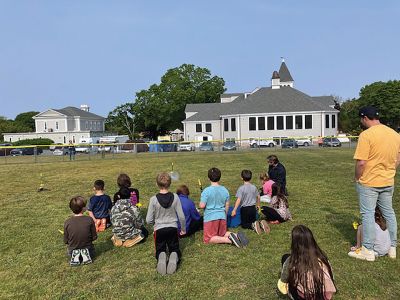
14 111 39 131
358 80 400 130
0 118 31 141
338 98 362 135
105 103 136 139
132 64 226 138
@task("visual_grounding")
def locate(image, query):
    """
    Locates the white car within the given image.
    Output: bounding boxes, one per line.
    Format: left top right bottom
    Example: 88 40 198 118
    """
295 138 312 147
249 138 276 148
178 142 195 151
337 134 350 143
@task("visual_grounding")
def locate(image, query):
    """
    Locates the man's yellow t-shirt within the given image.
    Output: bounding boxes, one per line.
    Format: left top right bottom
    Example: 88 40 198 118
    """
354 124 400 187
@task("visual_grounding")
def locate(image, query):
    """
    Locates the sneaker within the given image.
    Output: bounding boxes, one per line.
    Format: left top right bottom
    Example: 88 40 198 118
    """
348 246 375 261
388 247 396 259
237 231 249 247
111 235 123 247
70 249 81 266
123 234 144 248
228 233 242 248
80 248 93 265
157 252 167 275
259 220 271 234
167 252 178 274
252 221 262 235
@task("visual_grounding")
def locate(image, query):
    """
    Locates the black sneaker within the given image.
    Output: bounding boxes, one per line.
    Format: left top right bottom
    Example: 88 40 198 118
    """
237 231 249 247
228 233 242 248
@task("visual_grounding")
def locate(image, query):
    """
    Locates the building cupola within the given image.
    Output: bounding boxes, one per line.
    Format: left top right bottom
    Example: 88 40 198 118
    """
271 71 281 89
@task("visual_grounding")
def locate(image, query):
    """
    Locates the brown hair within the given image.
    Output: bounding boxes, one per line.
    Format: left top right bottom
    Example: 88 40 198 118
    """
69 196 86 214
94 179 105 191
375 207 387 231
117 173 131 188
241 170 252 181
259 172 269 181
176 185 190 196
208 167 221 182
156 172 171 189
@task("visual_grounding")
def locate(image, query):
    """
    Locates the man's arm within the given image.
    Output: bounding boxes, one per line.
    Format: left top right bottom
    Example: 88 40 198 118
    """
355 159 367 181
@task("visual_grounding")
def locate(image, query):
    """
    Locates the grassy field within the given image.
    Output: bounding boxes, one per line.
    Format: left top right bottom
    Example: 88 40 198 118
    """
0 148 398 299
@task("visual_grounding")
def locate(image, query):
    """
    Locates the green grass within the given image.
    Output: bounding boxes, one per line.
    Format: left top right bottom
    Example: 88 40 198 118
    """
0 148 399 299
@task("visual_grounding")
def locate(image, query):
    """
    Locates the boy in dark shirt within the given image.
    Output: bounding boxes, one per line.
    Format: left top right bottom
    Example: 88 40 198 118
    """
88 179 112 232
64 196 97 264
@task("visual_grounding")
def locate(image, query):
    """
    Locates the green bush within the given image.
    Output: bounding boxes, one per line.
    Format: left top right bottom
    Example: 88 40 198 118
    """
12 138 54 148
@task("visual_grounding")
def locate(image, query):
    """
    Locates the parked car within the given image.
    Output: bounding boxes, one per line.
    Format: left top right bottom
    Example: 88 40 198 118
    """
322 138 342 147
10 147 42 156
337 134 350 143
0 143 13 156
120 140 149 153
249 138 276 148
53 147 69 155
199 142 214 151
281 139 299 148
222 141 237 151
295 138 312 147
178 142 195 151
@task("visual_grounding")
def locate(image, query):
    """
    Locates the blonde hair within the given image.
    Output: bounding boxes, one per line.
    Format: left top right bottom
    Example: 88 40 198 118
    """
259 172 269 181
156 172 171 189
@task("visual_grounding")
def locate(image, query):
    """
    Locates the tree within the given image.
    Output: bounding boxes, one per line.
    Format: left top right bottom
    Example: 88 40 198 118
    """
14 111 39 131
0 118 31 141
132 64 226 138
338 98 362 135
358 80 400 130
105 103 136 139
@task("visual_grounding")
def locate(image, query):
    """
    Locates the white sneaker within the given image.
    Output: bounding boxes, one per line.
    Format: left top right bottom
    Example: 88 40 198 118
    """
388 247 396 259
348 246 375 261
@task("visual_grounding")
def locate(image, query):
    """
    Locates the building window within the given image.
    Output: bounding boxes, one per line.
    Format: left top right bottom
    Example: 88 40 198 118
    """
258 117 265 130
325 115 330 128
305 115 312 129
332 115 336 128
56 122 59 130
295 115 303 129
277 116 284 130
286 116 293 130
231 118 236 132
85 121 89 130
249 117 256 131
44 122 47 130
205 123 212 132
224 119 229 131
267 116 274 130
196 124 202 132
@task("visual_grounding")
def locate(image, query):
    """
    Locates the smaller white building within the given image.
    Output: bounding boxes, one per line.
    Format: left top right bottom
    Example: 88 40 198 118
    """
4 105 106 144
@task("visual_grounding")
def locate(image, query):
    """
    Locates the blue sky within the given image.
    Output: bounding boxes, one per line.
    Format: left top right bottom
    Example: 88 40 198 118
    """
0 1 399 119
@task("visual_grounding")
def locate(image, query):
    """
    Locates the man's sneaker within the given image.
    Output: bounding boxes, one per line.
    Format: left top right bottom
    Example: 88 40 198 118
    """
157 252 167 275
348 246 375 261
123 234 144 248
80 248 92 265
237 231 249 247
252 221 262 235
167 252 178 274
259 220 271 234
388 247 396 259
111 235 123 247
228 233 242 248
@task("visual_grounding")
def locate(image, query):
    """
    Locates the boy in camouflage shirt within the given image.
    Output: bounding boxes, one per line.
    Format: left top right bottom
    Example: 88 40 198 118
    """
110 187 148 247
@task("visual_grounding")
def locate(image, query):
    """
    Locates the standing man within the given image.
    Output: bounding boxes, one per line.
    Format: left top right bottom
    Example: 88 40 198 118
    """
267 155 287 195
68 140 76 161
349 106 400 261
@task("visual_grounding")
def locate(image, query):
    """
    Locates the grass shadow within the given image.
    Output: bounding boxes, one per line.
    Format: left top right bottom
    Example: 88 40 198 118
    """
324 207 357 244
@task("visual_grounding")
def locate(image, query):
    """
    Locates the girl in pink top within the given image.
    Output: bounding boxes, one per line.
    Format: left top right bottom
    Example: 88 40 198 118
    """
259 172 274 203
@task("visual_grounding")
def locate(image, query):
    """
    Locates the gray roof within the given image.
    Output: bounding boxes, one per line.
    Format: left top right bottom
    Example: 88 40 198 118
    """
221 93 244 97
184 87 337 122
53 106 104 119
312 96 336 107
279 62 294 82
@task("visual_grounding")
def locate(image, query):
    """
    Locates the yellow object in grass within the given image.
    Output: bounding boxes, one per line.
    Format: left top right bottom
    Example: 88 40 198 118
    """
58 229 64 234
136 203 142 208
353 221 359 230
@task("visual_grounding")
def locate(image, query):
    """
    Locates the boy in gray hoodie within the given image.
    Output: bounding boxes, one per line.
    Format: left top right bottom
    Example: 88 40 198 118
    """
146 172 186 275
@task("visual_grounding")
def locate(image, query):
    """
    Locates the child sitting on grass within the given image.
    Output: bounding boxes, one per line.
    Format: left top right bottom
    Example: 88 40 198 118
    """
348 206 391 258
278 225 336 300
111 187 148 248
200 167 248 248
113 173 140 206
261 183 291 224
64 196 97 265
88 179 112 232
259 172 274 203
146 172 186 275
176 184 203 237
231 170 269 234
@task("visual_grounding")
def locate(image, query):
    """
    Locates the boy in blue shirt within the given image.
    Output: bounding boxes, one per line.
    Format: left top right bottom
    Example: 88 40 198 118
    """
199 167 248 247
176 185 203 237
88 179 112 232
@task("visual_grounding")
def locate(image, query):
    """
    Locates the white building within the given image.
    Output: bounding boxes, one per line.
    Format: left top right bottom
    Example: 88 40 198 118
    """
4 105 106 144
182 60 339 144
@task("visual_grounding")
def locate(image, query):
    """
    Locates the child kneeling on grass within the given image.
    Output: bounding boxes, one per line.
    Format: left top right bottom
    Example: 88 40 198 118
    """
261 183 291 224
200 167 248 248
176 184 203 237
111 187 148 247
146 172 186 275
278 225 336 300
88 179 112 232
348 206 391 259
64 196 97 266
231 169 269 234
